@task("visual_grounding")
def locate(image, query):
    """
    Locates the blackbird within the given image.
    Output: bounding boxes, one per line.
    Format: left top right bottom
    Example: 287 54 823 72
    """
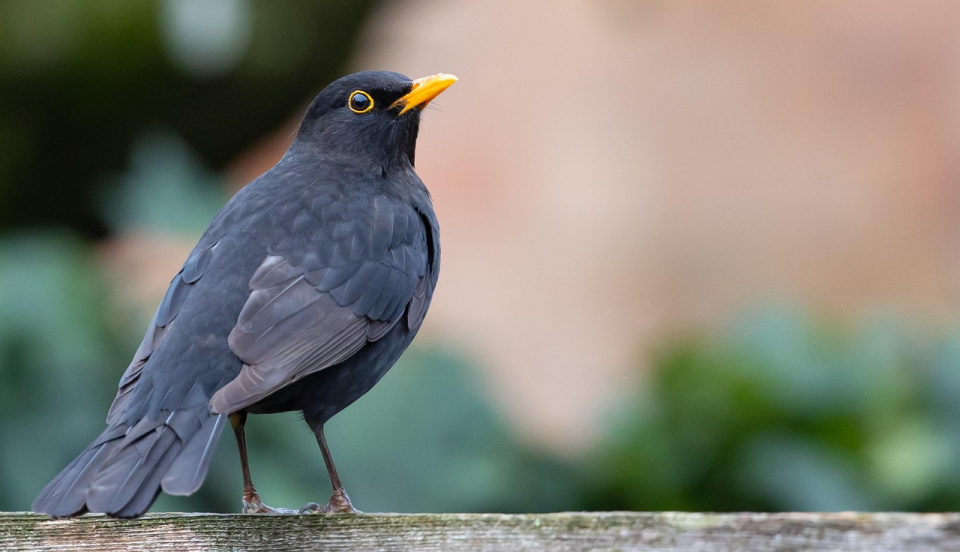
32 70 455 519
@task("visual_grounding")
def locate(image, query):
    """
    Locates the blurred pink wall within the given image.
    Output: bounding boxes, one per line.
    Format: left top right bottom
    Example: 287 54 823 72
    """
349 0 960 449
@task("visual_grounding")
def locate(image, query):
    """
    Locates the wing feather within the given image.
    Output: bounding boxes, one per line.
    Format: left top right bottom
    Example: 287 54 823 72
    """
209 199 433 414
106 242 218 425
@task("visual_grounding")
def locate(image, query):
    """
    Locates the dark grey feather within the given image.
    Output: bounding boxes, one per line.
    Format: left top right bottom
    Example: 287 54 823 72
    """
209 188 434 416
85 423 181 515
106 244 217 425
31 425 127 517
162 413 226 495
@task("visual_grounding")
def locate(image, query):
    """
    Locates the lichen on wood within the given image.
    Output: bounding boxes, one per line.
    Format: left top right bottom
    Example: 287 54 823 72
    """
3 511 960 551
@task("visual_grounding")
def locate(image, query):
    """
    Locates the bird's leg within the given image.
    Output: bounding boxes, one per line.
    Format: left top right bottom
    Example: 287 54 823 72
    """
298 425 361 514
230 412 295 514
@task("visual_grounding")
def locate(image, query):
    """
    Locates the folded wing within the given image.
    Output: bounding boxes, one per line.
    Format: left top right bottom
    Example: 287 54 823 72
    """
210 200 432 415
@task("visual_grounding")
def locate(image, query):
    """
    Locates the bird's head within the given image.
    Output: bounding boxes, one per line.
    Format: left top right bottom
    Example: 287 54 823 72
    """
294 70 457 170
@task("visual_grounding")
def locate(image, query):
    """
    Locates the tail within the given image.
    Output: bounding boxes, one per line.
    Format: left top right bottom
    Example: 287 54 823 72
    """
32 407 226 519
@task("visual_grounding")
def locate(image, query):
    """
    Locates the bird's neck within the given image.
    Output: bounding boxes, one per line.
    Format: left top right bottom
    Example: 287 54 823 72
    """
286 141 415 179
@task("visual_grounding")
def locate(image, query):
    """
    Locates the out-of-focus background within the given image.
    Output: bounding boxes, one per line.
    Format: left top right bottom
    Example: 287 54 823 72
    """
3 0 960 514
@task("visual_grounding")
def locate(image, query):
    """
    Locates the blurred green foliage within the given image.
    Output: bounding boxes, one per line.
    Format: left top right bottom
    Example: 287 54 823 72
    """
583 310 960 512
0 233 124 505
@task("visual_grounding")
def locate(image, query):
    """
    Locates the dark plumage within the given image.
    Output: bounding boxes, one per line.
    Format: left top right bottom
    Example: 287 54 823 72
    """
33 70 455 518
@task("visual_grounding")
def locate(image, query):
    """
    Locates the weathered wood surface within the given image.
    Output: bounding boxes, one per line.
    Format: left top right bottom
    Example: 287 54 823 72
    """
4 511 960 551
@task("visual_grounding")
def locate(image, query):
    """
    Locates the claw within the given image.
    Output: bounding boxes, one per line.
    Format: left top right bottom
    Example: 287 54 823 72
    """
298 502 321 515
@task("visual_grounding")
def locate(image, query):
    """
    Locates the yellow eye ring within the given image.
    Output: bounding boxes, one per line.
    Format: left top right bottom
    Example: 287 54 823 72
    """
348 90 374 114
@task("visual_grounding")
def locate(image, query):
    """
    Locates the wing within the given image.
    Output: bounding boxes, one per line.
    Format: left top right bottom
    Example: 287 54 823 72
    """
106 242 217 425
209 196 433 414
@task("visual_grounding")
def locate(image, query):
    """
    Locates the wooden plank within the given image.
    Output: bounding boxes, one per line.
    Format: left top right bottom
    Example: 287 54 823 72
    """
3 511 960 551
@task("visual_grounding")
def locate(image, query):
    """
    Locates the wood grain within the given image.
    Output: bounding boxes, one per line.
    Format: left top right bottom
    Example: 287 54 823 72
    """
4 511 960 551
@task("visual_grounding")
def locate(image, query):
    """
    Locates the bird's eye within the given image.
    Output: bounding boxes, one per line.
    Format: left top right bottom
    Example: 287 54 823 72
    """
348 91 374 114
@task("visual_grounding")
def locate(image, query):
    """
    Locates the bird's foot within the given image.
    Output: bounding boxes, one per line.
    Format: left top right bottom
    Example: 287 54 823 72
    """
298 488 361 514
242 493 298 514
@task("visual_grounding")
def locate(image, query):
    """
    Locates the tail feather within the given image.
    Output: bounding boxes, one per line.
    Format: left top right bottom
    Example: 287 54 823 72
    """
92 430 183 518
32 426 127 518
116 439 186 518
86 426 181 514
33 407 224 518
162 413 226 495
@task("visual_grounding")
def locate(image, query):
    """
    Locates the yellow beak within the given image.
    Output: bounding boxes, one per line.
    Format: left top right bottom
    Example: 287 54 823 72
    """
391 73 458 115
